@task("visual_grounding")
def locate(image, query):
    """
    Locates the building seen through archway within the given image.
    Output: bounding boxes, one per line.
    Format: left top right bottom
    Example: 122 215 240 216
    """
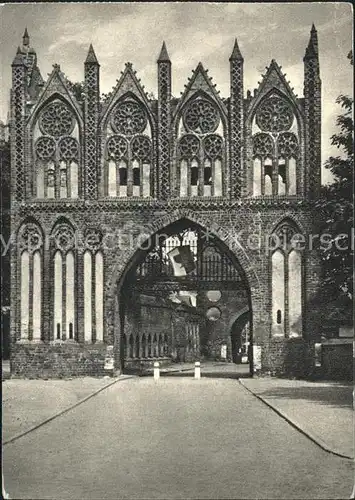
119 221 251 372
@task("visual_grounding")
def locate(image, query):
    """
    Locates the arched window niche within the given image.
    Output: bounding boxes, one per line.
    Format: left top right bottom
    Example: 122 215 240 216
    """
51 222 77 342
270 221 303 337
33 99 81 200
252 94 300 197
176 96 225 198
18 222 44 342
82 229 105 344
103 98 153 198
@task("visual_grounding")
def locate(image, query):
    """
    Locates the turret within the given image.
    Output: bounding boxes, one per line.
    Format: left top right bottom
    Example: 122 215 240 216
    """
303 24 321 198
157 42 172 199
229 38 244 198
11 44 27 201
84 44 100 199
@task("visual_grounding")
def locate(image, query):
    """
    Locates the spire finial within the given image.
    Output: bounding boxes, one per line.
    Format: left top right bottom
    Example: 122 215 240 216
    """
23 27 29 47
85 44 99 64
305 24 318 59
229 38 243 61
158 41 171 63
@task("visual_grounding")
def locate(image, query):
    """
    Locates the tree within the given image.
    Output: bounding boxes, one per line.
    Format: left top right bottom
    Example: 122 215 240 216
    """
66 80 85 102
317 51 353 304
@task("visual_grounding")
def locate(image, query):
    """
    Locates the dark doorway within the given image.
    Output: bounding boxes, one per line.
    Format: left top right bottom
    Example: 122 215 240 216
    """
231 311 250 364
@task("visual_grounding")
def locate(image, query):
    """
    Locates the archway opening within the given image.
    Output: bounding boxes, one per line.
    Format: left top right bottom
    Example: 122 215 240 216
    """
116 219 253 375
230 311 251 364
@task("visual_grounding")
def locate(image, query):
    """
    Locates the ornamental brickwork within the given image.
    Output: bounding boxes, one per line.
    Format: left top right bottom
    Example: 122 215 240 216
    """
8 28 325 378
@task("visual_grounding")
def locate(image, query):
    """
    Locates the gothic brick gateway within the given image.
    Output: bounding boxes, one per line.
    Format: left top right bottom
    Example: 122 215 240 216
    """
9 27 323 378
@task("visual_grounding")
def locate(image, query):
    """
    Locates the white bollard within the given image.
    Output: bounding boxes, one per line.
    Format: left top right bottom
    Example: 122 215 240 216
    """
153 361 160 381
194 361 201 380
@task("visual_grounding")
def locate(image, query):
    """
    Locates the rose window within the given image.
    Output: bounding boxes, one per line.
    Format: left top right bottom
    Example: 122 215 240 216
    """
58 137 79 161
20 224 43 253
178 135 200 157
203 135 223 158
106 135 128 160
53 224 75 252
112 101 147 135
256 96 293 133
277 132 299 157
39 102 75 137
35 137 56 160
184 99 220 134
84 229 103 252
131 136 152 161
253 133 274 157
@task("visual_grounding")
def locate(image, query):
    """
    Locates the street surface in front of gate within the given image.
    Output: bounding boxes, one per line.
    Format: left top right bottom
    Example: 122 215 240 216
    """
3 377 353 499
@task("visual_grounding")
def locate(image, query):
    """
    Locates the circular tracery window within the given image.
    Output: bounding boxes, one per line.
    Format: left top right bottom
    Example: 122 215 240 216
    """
106 135 128 160
253 133 274 157
112 101 147 135
184 99 220 134
203 134 223 158
277 132 299 157
58 137 79 161
256 96 293 133
53 224 75 252
35 137 56 160
131 135 152 160
39 102 75 137
178 134 200 157
20 224 43 253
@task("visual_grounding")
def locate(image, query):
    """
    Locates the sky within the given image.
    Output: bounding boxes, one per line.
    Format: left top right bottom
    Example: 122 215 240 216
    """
0 2 353 184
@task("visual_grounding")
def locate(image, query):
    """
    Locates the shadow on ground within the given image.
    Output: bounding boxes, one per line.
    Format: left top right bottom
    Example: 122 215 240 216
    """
124 362 252 380
140 371 251 379
256 384 353 409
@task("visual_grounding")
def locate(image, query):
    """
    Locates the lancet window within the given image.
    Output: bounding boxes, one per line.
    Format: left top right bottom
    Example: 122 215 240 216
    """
34 101 80 199
177 98 224 197
252 95 299 196
18 222 43 341
104 100 152 197
270 222 303 337
52 223 77 341
83 230 104 343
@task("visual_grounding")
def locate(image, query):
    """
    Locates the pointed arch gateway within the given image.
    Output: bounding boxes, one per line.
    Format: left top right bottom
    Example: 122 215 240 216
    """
111 216 255 375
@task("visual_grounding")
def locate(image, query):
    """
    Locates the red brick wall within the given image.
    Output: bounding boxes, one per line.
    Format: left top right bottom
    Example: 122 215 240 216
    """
9 205 324 378
10 342 108 378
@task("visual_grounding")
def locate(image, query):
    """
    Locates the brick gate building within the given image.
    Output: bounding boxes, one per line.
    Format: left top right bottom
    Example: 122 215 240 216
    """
9 27 323 378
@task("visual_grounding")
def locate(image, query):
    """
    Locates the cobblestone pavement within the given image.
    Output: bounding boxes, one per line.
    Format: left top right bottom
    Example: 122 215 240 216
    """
3 377 354 499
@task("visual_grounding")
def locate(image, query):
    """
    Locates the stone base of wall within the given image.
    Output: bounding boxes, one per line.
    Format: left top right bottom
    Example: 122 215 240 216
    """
10 342 109 378
10 338 318 379
260 337 314 378
321 343 353 381
124 357 172 371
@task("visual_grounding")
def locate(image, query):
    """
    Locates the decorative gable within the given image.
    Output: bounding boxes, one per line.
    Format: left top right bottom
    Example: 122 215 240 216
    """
100 63 155 128
27 64 83 127
247 59 303 121
173 62 227 121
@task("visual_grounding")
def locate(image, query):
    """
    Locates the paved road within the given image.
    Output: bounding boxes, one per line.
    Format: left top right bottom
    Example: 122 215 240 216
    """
3 378 354 499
